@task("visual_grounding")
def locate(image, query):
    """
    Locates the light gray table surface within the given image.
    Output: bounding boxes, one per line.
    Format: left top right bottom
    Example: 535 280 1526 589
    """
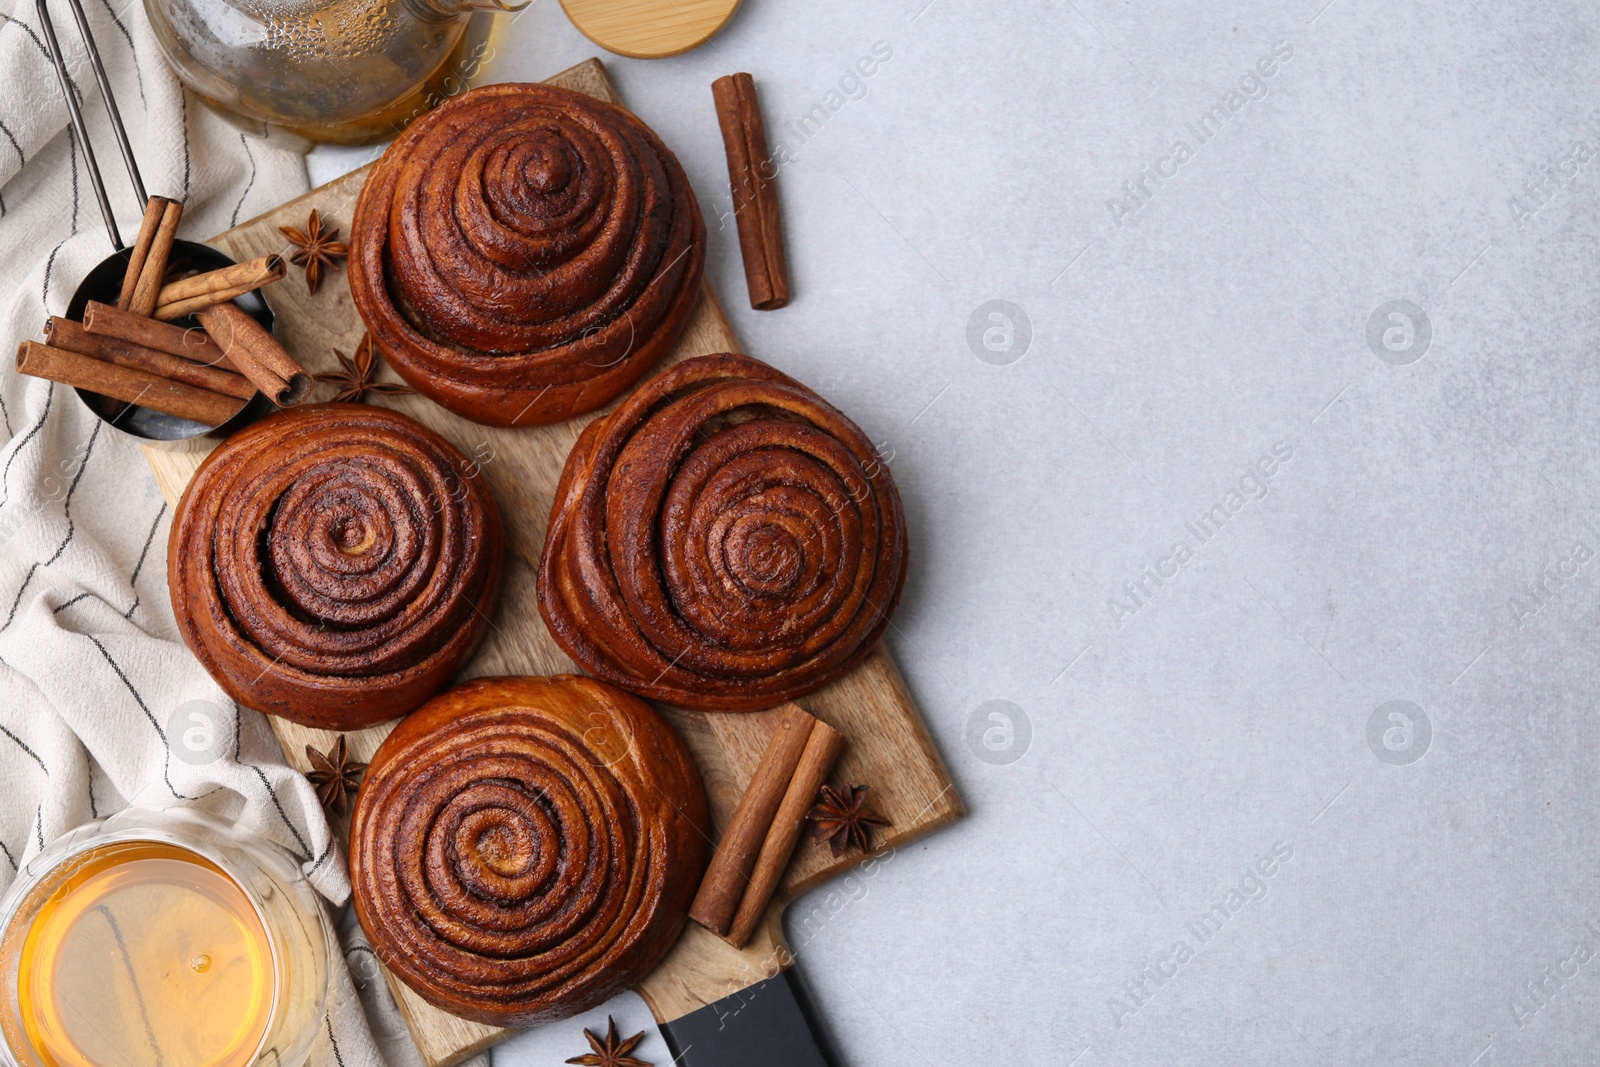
313 1 1600 1063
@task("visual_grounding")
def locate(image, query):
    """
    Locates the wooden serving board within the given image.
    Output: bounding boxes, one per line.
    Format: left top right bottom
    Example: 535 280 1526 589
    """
142 59 962 1067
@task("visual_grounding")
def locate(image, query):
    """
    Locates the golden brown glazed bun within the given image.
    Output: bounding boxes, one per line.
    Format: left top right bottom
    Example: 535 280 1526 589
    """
349 83 705 427
168 404 502 729
349 675 707 1026
538 353 908 710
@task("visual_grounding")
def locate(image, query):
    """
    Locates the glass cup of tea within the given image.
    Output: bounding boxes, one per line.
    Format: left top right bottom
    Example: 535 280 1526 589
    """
0 806 336 1067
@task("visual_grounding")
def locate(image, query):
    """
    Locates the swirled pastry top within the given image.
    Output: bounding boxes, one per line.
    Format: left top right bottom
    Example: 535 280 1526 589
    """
349 675 707 1026
538 352 908 710
168 405 502 730
349 83 705 427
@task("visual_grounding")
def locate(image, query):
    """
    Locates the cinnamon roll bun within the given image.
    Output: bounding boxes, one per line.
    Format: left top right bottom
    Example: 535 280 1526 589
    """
538 353 908 710
168 405 502 730
349 83 705 427
349 675 707 1026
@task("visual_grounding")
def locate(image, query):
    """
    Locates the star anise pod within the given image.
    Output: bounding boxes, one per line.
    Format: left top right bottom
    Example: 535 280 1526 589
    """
278 208 350 296
304 736 365 819
564 1016 650 1067
806 784 892 858
317 334 414 403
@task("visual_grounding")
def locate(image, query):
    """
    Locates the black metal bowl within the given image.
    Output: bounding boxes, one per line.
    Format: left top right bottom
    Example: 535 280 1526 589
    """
65 239 274 450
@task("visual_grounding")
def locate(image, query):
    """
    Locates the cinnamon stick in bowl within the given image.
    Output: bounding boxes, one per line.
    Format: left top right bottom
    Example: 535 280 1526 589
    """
153 255 286 321
17 341 245 426
126 198 183 317
115 196 177 311
196 302 312 406
44 317 255 400
66 235 277 443
84 300 236 370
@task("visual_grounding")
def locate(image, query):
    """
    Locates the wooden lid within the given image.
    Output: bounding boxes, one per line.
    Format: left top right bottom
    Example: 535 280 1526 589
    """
559 0 742 59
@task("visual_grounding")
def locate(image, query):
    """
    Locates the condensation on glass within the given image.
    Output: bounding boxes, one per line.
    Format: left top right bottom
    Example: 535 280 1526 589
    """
143 0 521 142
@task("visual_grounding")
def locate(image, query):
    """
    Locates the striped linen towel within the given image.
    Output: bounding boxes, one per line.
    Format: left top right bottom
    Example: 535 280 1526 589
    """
0 0 481 1063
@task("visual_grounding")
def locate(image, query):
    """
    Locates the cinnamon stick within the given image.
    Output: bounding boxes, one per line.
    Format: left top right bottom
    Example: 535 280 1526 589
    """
196 302 311 406
128 198 183 317
17 341 245 426
154 282 270 322
712 73 790 310
44 317 255 400
725 717 845 948
689 704 818 937
115 196 174 311
153 255 285 321
84 301 235 371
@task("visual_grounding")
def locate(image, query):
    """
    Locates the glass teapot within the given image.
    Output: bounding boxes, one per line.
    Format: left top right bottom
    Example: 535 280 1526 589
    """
143 0 520 143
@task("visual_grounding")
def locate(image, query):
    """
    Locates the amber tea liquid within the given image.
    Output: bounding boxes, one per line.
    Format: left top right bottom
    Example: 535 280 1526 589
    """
4 842 275 1067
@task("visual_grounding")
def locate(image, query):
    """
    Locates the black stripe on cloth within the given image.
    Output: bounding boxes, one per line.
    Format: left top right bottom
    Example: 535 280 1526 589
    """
0 382 55 518
129 503 165 586
89 0 145 108
44 421 99 565
41 240 65 308
0 723 46 774
2 564 41 633
325 1015 346 1067
231 133 257 226
0 836 14 870
305 837 336 878
86 750 98 817
0 12 51 62
117 501 165 617
83 632 206 802
179 91 191 200
33 807 42 849
343 944 380 987
0 117 22 169
0 413 93 630
0 390 12 436
51 591 93 614
0 189 6 218
68 129 80 234
1 382 53 509
246 763 310 859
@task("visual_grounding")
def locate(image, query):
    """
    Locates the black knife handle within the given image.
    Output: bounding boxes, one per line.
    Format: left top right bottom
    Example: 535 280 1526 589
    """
659 966 840 1067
